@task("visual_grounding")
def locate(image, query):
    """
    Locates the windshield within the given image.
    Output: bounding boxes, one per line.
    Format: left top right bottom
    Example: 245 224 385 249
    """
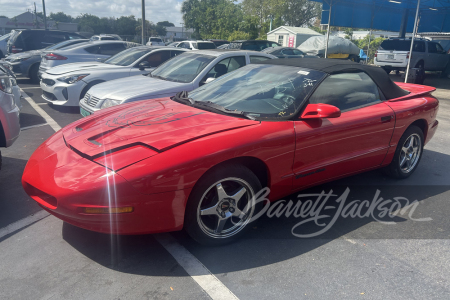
104 48 150 66
189 64 326 119
151 53 215 83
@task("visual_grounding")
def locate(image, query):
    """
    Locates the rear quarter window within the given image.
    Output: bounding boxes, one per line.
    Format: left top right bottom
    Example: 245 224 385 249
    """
197 42 216 50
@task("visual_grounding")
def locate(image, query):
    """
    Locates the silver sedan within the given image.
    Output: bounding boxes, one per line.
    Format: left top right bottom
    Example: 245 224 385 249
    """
79 50 277 116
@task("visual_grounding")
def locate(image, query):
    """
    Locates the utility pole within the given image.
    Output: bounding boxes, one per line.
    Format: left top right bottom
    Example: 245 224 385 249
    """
34 2 37 28
141 0 145 45
180 22 184 40
42 0 47 30
268 15 274 32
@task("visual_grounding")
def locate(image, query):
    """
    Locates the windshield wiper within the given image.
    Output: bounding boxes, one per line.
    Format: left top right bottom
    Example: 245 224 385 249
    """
195 101 255 120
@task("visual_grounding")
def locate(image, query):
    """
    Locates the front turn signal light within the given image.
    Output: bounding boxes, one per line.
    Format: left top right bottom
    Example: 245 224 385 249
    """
83 207 134 214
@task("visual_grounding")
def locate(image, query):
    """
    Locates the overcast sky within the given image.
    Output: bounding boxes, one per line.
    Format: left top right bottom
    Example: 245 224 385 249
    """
1 0 184 26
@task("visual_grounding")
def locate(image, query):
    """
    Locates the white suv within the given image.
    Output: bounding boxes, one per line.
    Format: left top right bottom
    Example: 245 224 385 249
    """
146 37 165 46
374 38 450 74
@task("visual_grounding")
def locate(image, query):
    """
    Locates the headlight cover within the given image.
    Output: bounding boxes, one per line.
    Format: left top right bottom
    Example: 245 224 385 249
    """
101 99 122 109
10 57 29 63
57 74 89 84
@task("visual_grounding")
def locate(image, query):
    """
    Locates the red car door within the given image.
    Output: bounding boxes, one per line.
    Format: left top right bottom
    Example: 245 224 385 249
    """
292 72 395 189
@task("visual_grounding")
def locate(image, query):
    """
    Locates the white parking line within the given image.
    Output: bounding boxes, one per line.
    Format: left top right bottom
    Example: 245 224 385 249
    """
21 123 49 131
156 233 239 300
15 89 236 299
20 89 61 132
0 211 49 239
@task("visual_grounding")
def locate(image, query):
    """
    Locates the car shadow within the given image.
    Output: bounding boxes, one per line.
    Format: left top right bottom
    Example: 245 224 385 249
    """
61 149 450 275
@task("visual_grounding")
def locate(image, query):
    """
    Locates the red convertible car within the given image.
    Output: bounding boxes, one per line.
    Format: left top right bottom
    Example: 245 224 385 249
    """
22 59 439 245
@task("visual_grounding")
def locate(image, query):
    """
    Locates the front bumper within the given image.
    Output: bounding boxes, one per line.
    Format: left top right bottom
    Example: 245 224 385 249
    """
40 75 86 107
22 131 189 234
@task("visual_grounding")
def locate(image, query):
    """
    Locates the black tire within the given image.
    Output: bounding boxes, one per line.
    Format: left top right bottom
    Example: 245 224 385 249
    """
415 61 425 84
29 64 40 83
383 125 424 179
184 164 263 246
80 80 104 100
382 67 391 74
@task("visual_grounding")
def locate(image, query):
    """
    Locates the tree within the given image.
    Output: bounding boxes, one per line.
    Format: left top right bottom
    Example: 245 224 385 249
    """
343 27 353 40
157 21 175 27
242 0 284 37
281 0 321 27
228 30 251 41
116 16 138 36
49 12 73 23
353 34 385 63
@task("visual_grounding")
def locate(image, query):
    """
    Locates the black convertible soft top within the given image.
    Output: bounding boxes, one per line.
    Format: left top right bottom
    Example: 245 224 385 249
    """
257 58 410 100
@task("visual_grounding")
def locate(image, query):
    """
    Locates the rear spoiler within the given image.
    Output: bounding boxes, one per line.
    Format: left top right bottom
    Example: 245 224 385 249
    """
389 82 436 102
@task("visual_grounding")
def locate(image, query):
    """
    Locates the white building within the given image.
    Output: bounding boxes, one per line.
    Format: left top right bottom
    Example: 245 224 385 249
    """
164 27 194 41
267 26 322 48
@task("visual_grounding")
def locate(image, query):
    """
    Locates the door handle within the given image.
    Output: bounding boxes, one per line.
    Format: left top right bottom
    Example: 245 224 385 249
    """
381 115 393 122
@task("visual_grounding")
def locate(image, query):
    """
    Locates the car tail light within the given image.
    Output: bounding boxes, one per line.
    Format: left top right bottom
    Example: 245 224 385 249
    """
374 51 377 58
406 52 410 59
11 45 22 53
45 53 68 60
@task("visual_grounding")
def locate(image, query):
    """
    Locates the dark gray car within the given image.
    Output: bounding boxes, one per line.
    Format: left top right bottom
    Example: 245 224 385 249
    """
3 39 88 82
262 47 308 58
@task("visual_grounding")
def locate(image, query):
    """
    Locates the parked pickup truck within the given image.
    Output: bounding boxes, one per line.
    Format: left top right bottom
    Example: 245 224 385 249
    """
146 37 165 46
374 38 450 74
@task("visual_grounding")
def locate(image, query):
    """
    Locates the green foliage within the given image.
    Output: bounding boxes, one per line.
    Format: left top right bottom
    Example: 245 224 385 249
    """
228 31 251 41
354 35 385 63
343 28 353 40
49 12 73 23
115 16 138 36
157 21 175 27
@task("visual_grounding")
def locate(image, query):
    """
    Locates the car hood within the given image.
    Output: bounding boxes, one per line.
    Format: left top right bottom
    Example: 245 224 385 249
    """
45 62 123 75
63 98 258 169
87 75 191 101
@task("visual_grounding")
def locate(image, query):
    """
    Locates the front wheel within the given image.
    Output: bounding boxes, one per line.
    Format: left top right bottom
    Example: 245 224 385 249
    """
383 125 424 179
184 164 262 246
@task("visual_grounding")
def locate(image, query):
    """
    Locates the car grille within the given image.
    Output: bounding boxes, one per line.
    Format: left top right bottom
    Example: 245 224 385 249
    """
84 93 101 107
42 91 57 101
42 78 55 86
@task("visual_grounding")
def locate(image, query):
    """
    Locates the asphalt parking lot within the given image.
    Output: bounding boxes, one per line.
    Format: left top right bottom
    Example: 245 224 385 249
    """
1 74 450 299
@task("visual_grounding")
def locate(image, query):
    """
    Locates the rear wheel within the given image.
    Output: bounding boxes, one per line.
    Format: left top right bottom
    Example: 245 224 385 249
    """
383 125 424 179
184 164 262 246
29 64 40 83
415 61 425 84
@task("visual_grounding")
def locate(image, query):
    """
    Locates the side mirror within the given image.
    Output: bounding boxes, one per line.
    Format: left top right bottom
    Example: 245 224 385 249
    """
139 61 151 70
300 103 341 119
200 77 215 86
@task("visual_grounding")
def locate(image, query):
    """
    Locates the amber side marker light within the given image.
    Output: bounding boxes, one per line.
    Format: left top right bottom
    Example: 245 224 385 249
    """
83 207 134 214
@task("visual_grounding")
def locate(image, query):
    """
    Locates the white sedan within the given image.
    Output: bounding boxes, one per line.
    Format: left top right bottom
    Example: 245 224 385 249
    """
40 46 189 106
38 40 140 77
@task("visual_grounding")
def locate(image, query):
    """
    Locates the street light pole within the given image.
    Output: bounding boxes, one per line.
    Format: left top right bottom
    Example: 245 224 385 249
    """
405 0 421 83
42 0 47 30
141 0 145 45
181 22 184 40
324 0 332 59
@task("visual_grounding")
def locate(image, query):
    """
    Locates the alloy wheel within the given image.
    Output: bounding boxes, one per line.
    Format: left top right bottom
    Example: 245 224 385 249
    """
399 133 421 173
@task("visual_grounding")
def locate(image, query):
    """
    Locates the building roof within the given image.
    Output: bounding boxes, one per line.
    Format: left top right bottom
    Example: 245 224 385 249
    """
165 27 194 34
267 26 322 36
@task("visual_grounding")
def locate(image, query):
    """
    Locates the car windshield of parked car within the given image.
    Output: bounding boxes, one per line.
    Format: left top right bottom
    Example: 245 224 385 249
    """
150 53 215 83
189 64 326 119
104 48 150 66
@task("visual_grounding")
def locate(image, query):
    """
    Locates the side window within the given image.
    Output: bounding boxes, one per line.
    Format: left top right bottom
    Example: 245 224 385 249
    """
171 50 185 57
145 51 171 67
428 42 438 53
413 41 425 52
85 45 100 54
250 56 271 63
99 43 126 55
309 72 381 111
29 32 45 49
436 43 444 53
242 42 259 51
204 56 246 80
43 32 67 45
281 49 294 55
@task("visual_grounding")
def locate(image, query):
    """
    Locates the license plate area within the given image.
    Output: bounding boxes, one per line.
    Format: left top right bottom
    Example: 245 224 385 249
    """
80 107 91 117
387 54 394 59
